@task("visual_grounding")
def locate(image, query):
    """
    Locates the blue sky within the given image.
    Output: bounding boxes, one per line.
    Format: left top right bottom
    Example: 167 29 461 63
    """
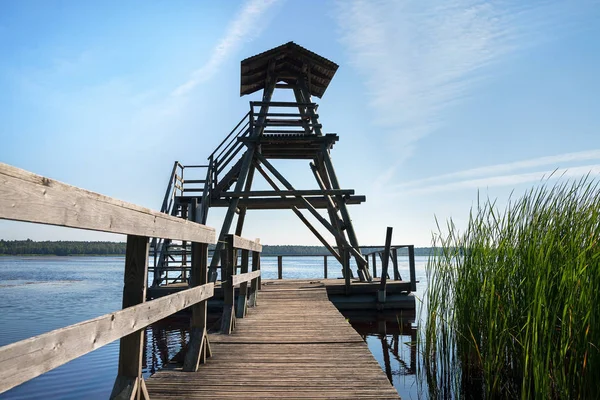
1 0 599 246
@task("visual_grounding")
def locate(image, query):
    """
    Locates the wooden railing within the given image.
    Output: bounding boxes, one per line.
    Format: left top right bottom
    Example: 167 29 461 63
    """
220 234 262 334
0 163 222 398
267 234 417 298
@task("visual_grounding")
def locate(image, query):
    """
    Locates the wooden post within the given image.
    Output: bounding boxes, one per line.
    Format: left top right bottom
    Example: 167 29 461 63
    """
220 236 236 334
277 255 282 279
343 249 351 295
249 251 259 307
372 253 377 278
378 227 393 304
183 242 211 371
323 255 328 279
408 245 417 292
236 249 249 318
391 248 400 281
257 255 262 290
110 235 150 400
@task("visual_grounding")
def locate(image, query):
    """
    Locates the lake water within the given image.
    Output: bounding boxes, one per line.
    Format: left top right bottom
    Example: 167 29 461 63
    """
0 255 429 399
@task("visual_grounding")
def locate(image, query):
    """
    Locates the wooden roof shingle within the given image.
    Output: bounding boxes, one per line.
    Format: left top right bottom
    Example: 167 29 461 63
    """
240 42 338 98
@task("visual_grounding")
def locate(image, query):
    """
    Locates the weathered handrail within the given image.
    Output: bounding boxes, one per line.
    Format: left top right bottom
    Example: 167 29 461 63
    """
220 234 262 334
0 162 217 399
0 281 214 394
0 163 213 242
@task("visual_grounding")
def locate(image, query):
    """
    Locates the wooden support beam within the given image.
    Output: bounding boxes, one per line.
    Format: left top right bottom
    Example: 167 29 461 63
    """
324 255 328 279
254 153 365 264
236 250 250 318
248 251 260 307
319 151 370 278
408 245 417 292
0 163 216 244
391 248 401 281
220 236 236 334
234 160 256 237
252 162 342 263
343 249 351 296
378 227 393 303
372 253 378 278
278 255 283 279
209 195 366 209
111 235 149 400
209 73 276 281
183 242 211 372
310 161 346 261
222 189 354 197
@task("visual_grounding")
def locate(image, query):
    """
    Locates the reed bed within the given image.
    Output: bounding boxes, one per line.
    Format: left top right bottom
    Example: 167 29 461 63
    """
421 178 600 399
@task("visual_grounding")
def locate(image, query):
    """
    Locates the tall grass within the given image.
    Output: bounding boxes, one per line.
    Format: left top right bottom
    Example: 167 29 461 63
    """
421 178 600 399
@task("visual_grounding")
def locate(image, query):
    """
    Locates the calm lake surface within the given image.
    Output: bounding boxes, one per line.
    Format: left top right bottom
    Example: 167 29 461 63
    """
0 255 428 399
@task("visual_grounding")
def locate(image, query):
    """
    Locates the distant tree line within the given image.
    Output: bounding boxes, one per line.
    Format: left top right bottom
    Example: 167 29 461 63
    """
0 240 126 256
0 240 437 257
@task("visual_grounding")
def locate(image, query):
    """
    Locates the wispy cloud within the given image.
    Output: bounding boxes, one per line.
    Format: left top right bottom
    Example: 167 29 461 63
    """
395 164 600 195
395 149 600 190
172 0 281 97
335 0 586 185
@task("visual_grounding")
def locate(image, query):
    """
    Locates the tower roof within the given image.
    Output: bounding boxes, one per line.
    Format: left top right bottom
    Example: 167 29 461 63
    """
240 42 338 98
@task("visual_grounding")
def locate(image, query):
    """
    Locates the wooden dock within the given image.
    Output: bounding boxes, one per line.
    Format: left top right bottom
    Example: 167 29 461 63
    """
145 280 400 399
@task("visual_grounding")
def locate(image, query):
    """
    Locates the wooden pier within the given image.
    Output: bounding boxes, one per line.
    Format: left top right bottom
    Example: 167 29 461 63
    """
146 280 400 399
0 162 404 399
0 42 418 399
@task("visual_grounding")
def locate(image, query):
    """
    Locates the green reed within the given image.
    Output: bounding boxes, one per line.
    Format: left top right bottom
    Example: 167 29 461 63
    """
421 177 600 399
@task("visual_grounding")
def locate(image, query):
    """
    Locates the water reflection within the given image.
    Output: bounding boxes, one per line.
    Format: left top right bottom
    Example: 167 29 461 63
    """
143 315 189 378
345 311 420 399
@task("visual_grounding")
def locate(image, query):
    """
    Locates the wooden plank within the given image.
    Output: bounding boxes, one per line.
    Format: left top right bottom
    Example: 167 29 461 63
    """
110 235 149 399
209 195 366 209
146 280 400 399
232 269 261 286
221 189 354 197
0 282 214 394
0 162 216 244
231 234 263 252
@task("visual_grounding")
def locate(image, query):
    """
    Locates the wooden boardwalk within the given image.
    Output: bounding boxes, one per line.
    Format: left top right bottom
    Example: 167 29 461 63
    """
146 280 400 399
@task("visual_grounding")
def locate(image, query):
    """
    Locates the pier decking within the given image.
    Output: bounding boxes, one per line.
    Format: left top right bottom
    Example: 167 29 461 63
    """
146 280 400 399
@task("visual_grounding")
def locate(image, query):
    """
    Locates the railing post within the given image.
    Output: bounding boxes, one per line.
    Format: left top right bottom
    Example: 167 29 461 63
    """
344 248 351 295
378 227 393 304
372 253 377 278
249 251 259 307
323 255 328 279
183 242 212 371
236 249 249 318
391 248 400 281
277 255 282 279
257 255 262 290
220 235 236 334
110 235 150 400
408 245 416 292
